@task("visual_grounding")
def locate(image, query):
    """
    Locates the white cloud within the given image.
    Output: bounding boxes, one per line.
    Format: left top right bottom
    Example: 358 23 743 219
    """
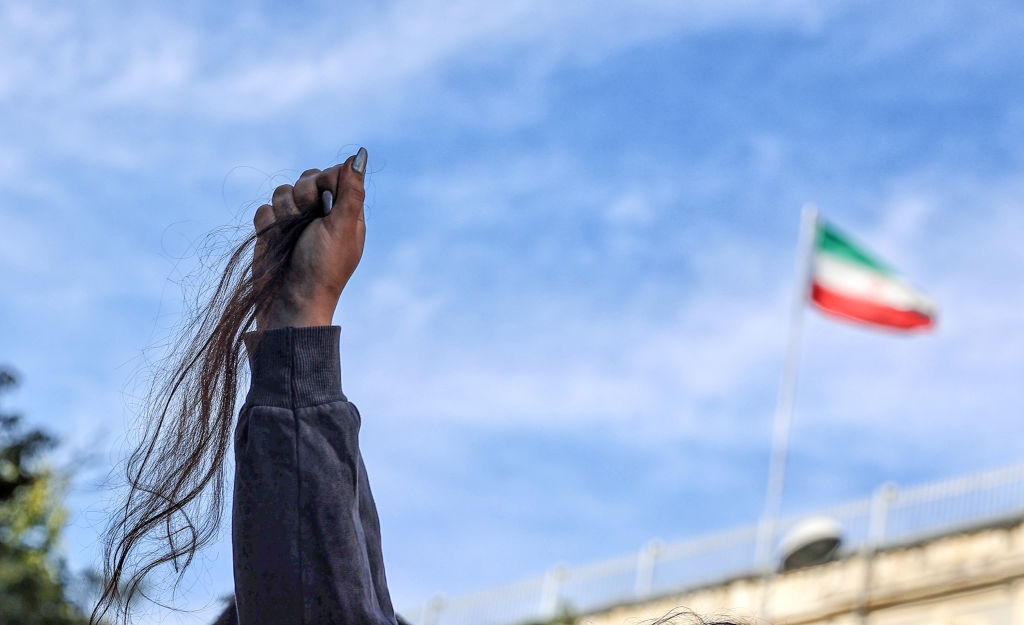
1 0 828 118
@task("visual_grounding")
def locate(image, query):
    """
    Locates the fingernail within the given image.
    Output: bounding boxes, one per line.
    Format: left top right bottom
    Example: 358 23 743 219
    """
352 147 368 175
322 190 334 216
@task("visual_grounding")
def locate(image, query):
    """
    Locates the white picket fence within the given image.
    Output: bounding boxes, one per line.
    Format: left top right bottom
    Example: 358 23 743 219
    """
400 463 1024 625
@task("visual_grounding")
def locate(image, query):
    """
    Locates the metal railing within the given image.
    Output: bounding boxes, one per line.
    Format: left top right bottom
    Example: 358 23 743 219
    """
400 463 1024 625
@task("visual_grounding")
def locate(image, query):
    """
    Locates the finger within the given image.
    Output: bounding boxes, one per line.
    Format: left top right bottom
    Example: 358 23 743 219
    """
315 164 344 218
315 149 367 230
253 203 275 234
253 203 275 269
271 184 299 220
292 168 321 212
315 163 344 201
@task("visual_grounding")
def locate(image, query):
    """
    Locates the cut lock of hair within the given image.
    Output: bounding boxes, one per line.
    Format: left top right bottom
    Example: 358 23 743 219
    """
91 195 321 624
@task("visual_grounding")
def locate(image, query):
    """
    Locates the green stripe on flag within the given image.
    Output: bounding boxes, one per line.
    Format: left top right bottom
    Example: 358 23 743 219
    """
817 222 895 276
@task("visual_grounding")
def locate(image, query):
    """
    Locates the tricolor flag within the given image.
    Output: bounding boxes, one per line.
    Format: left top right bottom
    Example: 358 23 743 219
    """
810 220 936 331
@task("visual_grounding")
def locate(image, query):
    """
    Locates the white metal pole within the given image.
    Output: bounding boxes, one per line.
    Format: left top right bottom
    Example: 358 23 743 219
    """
755 204 819 621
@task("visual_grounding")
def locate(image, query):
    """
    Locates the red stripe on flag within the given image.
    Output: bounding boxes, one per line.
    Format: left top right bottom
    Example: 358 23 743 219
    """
811 283 934 331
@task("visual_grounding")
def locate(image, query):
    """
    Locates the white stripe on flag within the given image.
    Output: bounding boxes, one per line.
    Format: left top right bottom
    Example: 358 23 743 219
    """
814 254 935 314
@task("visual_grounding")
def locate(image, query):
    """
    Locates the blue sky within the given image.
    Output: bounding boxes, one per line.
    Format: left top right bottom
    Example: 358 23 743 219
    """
2 0 1024 622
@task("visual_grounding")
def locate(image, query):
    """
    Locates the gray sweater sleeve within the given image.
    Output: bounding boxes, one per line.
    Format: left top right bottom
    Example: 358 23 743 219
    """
231 325 396 625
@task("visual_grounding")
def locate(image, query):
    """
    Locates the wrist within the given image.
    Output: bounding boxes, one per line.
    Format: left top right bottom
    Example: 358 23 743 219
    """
258 297 337 330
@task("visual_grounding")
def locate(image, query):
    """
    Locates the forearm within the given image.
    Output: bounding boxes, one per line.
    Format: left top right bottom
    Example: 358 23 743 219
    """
231 326 395 625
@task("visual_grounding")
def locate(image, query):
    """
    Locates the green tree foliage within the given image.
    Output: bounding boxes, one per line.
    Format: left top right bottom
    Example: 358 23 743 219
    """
0 368 94 625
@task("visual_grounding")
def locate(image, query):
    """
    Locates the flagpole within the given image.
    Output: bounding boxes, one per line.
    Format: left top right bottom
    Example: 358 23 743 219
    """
755 204 819 622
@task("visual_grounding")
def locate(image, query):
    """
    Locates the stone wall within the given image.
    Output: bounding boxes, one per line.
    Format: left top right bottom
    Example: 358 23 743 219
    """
580 519 1024 625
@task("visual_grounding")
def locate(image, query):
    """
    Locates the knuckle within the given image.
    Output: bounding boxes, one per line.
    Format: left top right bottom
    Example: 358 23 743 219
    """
272 184 293 200
299 168 321 179
294 188 317 207
253 204 274 229
293 177 319 206
346 186 366 204
317 165 343 189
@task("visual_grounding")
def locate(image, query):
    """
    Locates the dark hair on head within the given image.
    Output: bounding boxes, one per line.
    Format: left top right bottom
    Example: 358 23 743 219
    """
90 199 322 624
645 608 751 625
204 602 745 625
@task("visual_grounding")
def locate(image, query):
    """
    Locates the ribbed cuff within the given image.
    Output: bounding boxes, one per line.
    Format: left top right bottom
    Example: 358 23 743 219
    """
242 326 344 408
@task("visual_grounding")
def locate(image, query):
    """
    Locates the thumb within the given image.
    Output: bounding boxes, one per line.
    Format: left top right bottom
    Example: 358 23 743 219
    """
317 148 367 229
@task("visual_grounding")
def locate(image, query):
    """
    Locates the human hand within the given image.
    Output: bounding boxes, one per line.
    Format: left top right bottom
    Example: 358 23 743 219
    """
253 148 368 330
